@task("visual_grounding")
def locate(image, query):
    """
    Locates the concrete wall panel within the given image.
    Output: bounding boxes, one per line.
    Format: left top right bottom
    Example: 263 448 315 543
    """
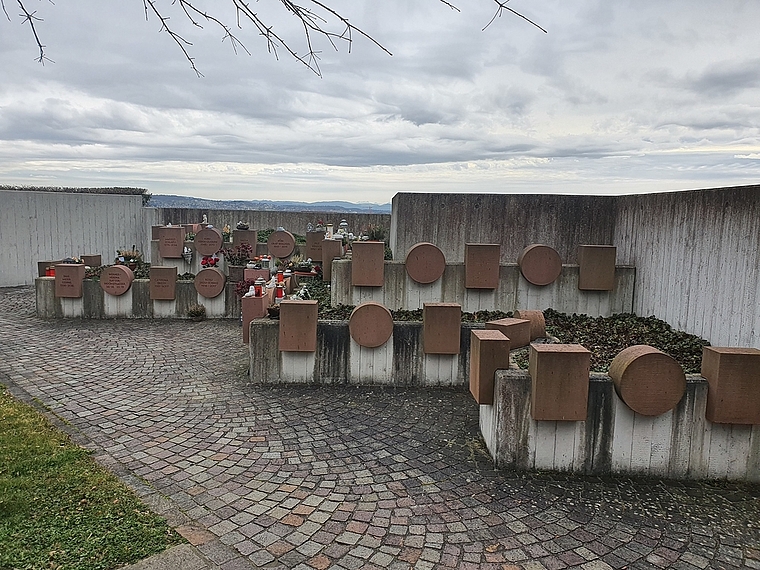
482 369 760 482
0 190 148 287
614 186 760 348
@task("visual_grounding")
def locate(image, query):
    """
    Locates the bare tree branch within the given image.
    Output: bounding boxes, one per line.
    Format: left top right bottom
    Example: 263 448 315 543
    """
7 0 545 75
484 0 547 34
144 0 203 76
9 0 54 64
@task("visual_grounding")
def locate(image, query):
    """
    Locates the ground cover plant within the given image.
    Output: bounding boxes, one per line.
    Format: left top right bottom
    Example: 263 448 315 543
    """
542 309 709 373
0 387 183 570
301 277 708 373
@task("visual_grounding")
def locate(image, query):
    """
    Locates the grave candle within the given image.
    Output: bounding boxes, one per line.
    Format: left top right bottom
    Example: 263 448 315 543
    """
254 277 266 297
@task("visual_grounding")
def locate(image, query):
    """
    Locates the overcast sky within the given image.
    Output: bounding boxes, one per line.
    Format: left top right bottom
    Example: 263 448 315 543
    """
2 0 760 204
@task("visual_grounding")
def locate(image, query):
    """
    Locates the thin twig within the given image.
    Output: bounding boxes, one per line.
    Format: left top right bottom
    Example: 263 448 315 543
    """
484 0 547 33
144 0 203 76
15 0 53 63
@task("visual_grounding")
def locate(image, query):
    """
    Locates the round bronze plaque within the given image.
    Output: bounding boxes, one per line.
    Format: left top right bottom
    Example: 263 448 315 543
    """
195 227 224 256
267 230 296 258
405 242 445 284
517 244 562 286
100 265 134 296
349 302 393 348
194 267 227 298
609 345 686 416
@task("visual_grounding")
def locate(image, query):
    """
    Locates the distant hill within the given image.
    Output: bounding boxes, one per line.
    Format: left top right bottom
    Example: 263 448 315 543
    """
147 194 391 214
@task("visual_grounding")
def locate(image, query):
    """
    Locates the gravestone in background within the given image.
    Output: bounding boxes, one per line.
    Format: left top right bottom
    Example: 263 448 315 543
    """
195 227 224 256
406 242 446 284
100 265 134 296
159 226 185 259
54 264 85 298
194 267 226 298
267 230 296 259
465 243 500 289
351 241 385 287
150 266 178 300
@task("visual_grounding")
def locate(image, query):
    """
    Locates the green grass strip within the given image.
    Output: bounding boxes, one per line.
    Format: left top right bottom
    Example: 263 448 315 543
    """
0 387 184 570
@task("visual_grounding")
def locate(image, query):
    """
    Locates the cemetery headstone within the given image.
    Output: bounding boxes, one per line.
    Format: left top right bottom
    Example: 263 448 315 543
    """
465 243 500 289
54 264 85 298
194 267 226 298
100 265 134 296
150 266 178 300
518 244 562 286
349 302 393 347
159 226 185 259
267 229 296 259
406 242 446 284
195 227 224 256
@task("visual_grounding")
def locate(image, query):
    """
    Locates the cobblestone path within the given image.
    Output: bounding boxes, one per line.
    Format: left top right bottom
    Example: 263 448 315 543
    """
1 286 759 569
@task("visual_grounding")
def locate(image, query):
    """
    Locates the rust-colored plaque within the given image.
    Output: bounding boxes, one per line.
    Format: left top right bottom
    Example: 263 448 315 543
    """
609 345 686 416
81 254 101 267
517 244 562 286
513 310 546 340
159 226 185 259
233 229 258 248
530 343 591 421
194 267 226 298
349 302 393 348
578 245 616 291
54 264 85 298
195 227 224 256
470 329 510 405
423 303 461 354
465 243 500 289
150 266 177 300
267 230 296 258
306 231 325 261
279 300 318 352
702 347 760 424
100 265 134 296
485 317 531 349
351 241 385 287
405 242 446 284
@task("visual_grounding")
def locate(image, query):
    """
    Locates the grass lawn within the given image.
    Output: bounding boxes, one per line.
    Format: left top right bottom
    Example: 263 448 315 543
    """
0 387 184 570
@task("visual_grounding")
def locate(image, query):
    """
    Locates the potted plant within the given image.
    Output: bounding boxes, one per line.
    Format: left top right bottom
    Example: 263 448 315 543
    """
115 246 142 271
187 303 206 321
221 243 253 281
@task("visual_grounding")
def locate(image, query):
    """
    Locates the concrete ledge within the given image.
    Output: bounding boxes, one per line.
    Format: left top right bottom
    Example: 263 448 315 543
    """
331 261 635 316
480 370 760 482
36 278 240 319
249 320 480 386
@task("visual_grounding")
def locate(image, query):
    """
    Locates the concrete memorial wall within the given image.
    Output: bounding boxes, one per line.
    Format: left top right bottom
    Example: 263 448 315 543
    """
480 371 760 482
389 186 760 349
331 260 635 316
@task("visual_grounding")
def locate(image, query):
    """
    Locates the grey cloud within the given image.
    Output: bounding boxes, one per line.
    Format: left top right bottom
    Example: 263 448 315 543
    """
685 58 760 97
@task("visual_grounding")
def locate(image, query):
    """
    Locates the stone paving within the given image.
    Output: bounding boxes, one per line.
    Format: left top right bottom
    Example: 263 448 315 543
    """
2 285 760 570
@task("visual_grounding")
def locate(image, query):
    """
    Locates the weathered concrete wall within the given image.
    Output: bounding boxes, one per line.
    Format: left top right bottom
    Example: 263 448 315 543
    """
1 190 148 287
147 208 390 244
331 260 635 316
614 186 760 348
248 320 478 386
480 370 760 482
390 193 616 263
389 186 760 348
36 278 239 319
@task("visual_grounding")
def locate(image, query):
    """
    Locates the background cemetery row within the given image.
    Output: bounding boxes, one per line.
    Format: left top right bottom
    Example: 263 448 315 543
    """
2 185 760 351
